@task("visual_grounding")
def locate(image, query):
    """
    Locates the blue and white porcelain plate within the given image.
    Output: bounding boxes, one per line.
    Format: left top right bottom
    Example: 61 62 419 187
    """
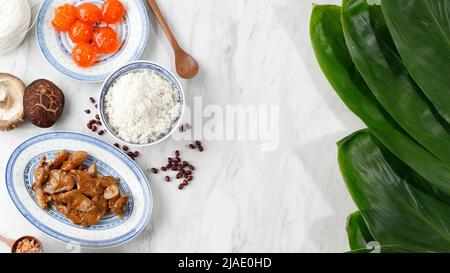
5 132 153 248
36 0 149 82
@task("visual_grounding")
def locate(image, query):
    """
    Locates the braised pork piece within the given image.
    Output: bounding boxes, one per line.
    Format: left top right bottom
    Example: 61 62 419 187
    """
32 150 129 227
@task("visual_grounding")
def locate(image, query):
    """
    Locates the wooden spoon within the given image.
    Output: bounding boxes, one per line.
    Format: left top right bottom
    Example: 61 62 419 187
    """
147 0 199 79
0 235 43 253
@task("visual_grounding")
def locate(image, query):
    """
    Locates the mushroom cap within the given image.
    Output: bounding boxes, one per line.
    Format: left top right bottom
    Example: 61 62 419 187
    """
24 79 65 128
0 73 25 131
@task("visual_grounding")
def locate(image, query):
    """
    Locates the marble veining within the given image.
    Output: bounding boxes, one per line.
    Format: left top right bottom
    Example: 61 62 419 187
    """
0 0 360 253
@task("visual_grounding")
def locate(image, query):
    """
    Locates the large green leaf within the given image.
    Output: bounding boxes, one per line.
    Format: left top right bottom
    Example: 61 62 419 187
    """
341 0 450 166
346 211 374 250
310 5 450 195
338 130 450 252
380 0 450 123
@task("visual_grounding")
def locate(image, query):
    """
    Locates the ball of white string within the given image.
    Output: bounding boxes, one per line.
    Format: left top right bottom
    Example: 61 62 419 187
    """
0 0 32 55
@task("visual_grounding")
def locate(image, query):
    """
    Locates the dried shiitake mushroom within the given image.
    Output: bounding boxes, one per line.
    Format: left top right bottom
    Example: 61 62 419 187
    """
0 73 25 131
104 185 119 200
24 79 64 128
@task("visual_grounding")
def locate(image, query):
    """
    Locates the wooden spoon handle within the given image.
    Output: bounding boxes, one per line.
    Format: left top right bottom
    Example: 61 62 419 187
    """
147 0 181 51
0 235 15 248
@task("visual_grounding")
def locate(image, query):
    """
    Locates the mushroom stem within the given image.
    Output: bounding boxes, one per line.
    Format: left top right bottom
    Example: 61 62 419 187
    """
0 88 6 102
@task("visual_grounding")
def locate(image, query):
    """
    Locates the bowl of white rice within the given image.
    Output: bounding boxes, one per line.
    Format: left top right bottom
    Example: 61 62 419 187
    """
98 61 185 146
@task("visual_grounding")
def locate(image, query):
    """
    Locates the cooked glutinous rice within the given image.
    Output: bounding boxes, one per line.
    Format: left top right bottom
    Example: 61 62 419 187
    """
105 70 180 144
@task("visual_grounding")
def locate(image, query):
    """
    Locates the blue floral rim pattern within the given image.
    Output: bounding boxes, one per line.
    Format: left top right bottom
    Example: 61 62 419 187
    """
5 132 153 248
36 0 149 82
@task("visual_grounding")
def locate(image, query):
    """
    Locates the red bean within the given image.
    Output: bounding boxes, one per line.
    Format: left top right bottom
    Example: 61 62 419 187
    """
95 104 98 109
98 130 105 135
183 161 189 166
122 146 129 151
89 119 96 125
189 165 195 171
89 97 95 103
96 120 102 125
175 150 180 157
95 114 100 120
188 176 193 181
114 143 120 148
182 180 189 185
198 146 204 152
161 166 167 172
87 123 92 129
127 152 134 157
92 125 97 132
176 173 183 179
171 166 177 171
85 109 91 114
178 184 185 190
134 151 139 157
151 168 158 174
165 176 171 182
189 144 196 149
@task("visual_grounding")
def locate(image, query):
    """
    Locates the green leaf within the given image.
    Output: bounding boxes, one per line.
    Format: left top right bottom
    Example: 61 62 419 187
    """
346 211 374 250
341 0 450 166
380 0 450 123
310 5 450 195
338 130 450 252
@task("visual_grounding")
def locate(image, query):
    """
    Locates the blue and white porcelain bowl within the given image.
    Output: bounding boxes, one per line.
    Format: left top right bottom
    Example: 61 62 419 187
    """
5 132 153 248
98 61 185 147
36 0 149 82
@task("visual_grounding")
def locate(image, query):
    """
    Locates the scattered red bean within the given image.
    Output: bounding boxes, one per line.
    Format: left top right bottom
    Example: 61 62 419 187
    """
98 130 105 136
171 166 177 171
165 176 171 182
182 180 189 185
198 146 204 152
189 144 196 149
176 173 183 179
134 151 139 157
175 150 180 157
85 109 91 114
151 168 158 174
92 125 97 132
122 146 129 151
189 165 195 171
114 143 120 148
89 119 96 125
195 141 202 146
89 97 95 103
95 104 98 109
188 176 193 181
161 166 167 172
95 114 100 120
96 120 102 125
178 184 185 190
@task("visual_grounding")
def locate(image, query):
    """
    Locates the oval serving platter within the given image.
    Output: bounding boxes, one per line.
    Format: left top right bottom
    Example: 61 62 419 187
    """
36 0 149 82
5 132 153 248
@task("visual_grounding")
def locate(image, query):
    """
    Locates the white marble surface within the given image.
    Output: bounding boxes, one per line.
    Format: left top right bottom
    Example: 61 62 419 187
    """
0 0 363 253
